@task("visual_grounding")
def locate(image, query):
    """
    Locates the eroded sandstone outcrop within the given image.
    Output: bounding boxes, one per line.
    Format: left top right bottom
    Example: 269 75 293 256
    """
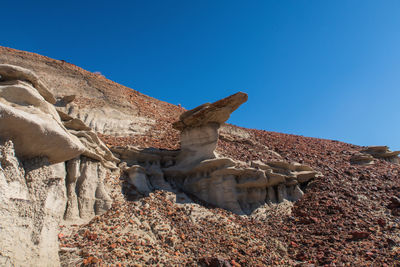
115 93 322 215
173 92 247 166
64 157 113 221
361 146 400 164
112 146 178 195
350 153 375 165
0 64 56 104
0 64 86 163
351 146 400 165
0 140 66 266
164 93 321 214
0 65 117 265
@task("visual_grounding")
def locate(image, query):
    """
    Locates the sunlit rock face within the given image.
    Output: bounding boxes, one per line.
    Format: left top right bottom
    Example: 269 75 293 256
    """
163 92 322 215
172 92 248 168
177 123 220 166
0 64 85 163
0 140 67 267
0 65 118 265
110 92 321 215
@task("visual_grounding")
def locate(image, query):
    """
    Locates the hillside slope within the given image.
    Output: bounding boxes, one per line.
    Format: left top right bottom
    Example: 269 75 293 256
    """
0 46 399 266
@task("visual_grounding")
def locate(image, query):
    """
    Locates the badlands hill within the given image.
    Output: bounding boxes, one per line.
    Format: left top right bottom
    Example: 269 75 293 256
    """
0 46 399 266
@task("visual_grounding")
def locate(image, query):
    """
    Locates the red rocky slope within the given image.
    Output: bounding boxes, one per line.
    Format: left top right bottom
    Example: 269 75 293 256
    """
60 129 400 266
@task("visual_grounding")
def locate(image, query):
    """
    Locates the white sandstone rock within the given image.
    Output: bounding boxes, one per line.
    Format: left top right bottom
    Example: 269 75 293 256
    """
0 69 85 163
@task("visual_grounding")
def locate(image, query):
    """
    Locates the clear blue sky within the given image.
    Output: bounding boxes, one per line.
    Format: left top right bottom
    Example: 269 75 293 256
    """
2 1 399 150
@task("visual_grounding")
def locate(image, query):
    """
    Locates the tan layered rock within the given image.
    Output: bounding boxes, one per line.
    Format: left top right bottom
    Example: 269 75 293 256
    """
350 153 374 165
172 92 248 168
0 64 56 104
361 146 400 164
64 157 113 221
0 65 85 163
112 146 178 193
0 65 116 265
163 93 322 214
173 92 248 131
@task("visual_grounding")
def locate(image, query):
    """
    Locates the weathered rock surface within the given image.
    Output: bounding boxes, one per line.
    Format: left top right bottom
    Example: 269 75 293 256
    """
0 140 66 267
64 156 113 221
173 92 248 131
3 47 398 266
0 64 85 163
361 146 400 164
350 153 374 165
0 64 116 265
112 146 178 194
163 93 321 214
0 64 56 104
57 109 120 169
173 93 248 167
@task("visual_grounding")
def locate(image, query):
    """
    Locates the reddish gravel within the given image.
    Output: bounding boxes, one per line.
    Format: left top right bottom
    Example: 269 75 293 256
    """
62 126 400 266
68 78 400 266
219 129 400 266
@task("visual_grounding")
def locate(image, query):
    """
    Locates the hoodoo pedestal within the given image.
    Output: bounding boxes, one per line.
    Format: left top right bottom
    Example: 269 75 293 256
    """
164 92 322 214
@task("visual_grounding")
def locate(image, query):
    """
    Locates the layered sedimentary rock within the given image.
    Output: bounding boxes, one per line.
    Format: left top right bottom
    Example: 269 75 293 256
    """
115 92 321 214
361 146 400 164
59 105 118 222
0 64 56 104
64 157 113 221
351 146 400 165
57 109 120 170
0 64 86 163
0 65 117 265
112 146 178 195
163 93 322 214
173 92 248 166
350 153 374 165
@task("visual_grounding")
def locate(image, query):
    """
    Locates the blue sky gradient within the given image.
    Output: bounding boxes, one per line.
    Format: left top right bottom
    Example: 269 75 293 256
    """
2 0 399 150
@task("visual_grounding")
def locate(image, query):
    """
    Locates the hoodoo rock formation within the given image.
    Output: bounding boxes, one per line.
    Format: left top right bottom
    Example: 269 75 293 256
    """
110 93 322 215
163 93 322 214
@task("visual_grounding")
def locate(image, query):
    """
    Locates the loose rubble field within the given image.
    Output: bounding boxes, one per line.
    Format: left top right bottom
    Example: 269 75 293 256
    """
61 127 400 266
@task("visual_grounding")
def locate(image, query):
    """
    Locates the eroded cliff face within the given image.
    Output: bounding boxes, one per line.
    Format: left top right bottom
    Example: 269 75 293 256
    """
0 64 118 266
0 141 66 266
